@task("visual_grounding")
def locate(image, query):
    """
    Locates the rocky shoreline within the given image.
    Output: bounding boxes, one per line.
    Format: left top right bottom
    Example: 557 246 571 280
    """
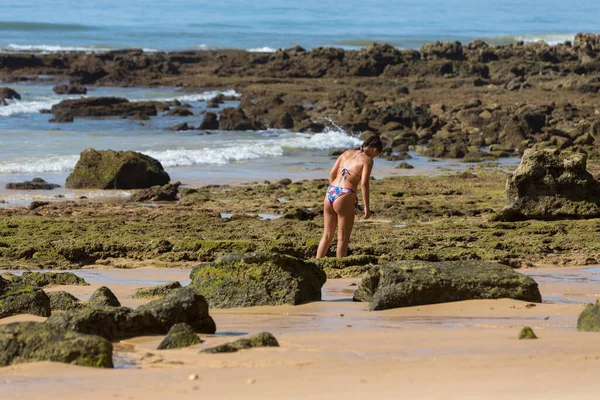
2 34 600 161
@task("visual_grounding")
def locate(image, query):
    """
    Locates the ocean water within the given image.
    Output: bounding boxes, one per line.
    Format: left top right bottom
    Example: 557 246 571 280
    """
0 0 599 53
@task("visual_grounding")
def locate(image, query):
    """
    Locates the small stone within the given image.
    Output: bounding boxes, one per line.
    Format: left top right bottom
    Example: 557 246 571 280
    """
189 374 199 381
247 378 256 384
518 326 538 339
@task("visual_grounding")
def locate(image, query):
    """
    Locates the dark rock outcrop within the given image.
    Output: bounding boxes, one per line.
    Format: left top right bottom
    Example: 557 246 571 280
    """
53 84 87 95
168 122 191 131
198 112 219 130
0 87 20 105
165 107 194 117
129 182 180 202
18 271 88 288
201 332 279 354
190 252 326 308
353 260 542 311
5 178 61 190
218 107 264 131
0 277 51 318
577 300 600 332
66 149 170 189
493 149 600 221
46 287 216 341
0 322 113 368
48 291 83 311
50 97 160 119
88 286 121 307
157 322 202 350
133 281 182 299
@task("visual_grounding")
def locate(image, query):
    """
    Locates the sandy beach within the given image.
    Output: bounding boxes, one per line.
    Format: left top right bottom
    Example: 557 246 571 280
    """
1 267 599 400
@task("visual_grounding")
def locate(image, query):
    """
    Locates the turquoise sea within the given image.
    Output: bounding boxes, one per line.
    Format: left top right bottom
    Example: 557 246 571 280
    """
1 0 599 52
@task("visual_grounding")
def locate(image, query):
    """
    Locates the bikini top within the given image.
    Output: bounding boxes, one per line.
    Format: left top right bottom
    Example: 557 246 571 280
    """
338 148 363 184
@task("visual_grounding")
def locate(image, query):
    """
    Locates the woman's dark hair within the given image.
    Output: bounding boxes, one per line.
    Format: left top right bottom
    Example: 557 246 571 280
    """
362 135 383 153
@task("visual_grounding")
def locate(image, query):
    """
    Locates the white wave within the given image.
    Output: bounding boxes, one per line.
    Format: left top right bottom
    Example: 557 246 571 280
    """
0 43 159 54
172 89 240 102
247 47 278 53
0 131 360 174
0 97 70 117
515 33 576 46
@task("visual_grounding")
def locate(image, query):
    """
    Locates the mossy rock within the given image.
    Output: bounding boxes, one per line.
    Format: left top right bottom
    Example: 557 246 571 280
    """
0 321 113 368
46 287 215 341
0 282 51 318
518 326 538 339
353 260 542 311
314 255 379 278
201 332 279 354
157 323 203 350
66 149 170 190
133 281 182 299
20 271 88 288
191 252 326 308
48 291 83 311
88 286 121 307
577 301 600 332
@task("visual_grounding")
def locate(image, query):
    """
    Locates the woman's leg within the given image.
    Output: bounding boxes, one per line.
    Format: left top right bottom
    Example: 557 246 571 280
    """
333 193 356 258
316 196 337 258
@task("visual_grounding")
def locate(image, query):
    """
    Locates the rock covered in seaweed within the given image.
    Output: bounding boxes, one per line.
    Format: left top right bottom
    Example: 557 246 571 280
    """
577 300 600 332
493 149 600 221
190 252 326 308
353 260 542 311
133 281 182 299
201 332 279 354
0 276 51 318
18 271 88 287
129 182 180 202
48 291 83 311
66 148 170 189
0 321 113 368
5 178 61 190
157 322 203 350
88 286 121 307
46 287 216 341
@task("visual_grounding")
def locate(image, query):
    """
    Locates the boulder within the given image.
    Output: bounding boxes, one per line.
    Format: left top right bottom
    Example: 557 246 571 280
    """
577 300 600 332
129 182 180 202
133 281 182 299
48 291 83 311
219 107 263 130
50 97 159 118
165 107 194 117
201 332 279 354
198 112 219 130
0 278 51 318
421 41 465 60
66 149 170 189
190 252 326 308
518 326 538 339
157 323 202 350
0 322 113 368
49 110 74 123
206 95 225 108
46 287 216 341
353 260 542 311
5 178 61 190
53 84 87 95
28 201 49 210
88 286 121 307
0 87 20 105
168 122 191 131
18 271 88 287
493 149 600 221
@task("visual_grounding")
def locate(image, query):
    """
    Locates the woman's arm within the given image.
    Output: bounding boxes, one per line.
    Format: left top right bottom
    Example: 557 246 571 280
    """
360 158 374 219
329 155 342 183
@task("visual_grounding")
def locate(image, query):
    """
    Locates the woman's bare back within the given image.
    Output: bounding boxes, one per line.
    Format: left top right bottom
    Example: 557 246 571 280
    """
331 149 369 190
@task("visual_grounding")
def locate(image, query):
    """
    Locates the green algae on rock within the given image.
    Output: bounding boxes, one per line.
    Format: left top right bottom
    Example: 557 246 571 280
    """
518 326 538 339
19 271 88 287
0 277 51 318
48 291 83 311
201 332 279 354
133 281 182 299
313 255 379 278
191 252 326 308
66 149 170 190
46 287 216 341
157 323 203 350
577 301 600 332
88 286 121 307
353 260 542 311
0 321 113 368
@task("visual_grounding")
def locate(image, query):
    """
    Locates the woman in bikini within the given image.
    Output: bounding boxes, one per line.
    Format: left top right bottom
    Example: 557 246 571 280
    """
316 135 383 258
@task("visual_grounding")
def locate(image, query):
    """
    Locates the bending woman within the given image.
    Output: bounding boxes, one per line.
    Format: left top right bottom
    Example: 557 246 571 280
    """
316 135 383 258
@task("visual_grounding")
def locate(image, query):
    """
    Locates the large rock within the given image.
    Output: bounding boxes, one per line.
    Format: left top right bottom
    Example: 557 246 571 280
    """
18 271 88 287
353 260 542 311
190 252 326 308
129 182 180 202
198 112 219 130
88 286 121 307
157 323 202 350
493 149 600 221
48 291 83 311
0 322 113 368
133 281 182 299
0 87 20 105
5 178 61 190
53 84 87 95
201 332 279 354
66 149 170 189
577 300 600 332
50 97 158 118
218 107 263 130
46 287 216 341
0 277 51 318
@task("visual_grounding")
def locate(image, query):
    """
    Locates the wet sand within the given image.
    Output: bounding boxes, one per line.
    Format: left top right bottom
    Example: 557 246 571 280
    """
1 266 600 399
